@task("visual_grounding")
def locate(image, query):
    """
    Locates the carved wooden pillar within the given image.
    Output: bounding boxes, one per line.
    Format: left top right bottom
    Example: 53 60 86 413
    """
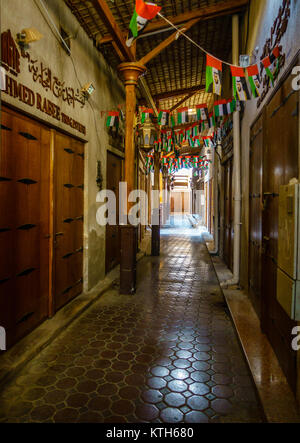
118 62 146 294
151 151 160 256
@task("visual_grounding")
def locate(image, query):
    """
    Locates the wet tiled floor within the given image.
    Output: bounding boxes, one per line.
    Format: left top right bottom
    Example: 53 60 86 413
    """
0 234 264 423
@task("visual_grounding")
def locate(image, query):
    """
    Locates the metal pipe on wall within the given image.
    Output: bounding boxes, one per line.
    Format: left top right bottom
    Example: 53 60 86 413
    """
221 14 241 287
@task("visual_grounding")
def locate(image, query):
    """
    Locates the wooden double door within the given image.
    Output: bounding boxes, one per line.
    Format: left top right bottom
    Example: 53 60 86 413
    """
0 106 84 348
248 65 299 391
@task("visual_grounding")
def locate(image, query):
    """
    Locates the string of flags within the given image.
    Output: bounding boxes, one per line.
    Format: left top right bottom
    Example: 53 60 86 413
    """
145 154 213 174
106 0 283 173
125 1 281 100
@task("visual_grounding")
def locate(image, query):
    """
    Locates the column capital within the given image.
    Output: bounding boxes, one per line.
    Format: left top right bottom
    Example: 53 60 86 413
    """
118 62 147 86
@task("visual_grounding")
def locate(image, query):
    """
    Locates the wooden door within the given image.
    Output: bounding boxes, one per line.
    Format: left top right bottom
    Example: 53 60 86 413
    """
0 107 50 348
106 151 122 273
223 157 233 271
249 116 263 318
53 132 84 311
262 68 299 391
210 179 214 234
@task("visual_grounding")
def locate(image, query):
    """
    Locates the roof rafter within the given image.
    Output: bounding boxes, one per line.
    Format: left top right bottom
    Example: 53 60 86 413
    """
98 0 248 45
139 18 200 66
92 0 134 61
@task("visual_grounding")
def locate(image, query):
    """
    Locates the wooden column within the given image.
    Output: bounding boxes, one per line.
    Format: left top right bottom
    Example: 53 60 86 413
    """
118 62 146 294
152 151 161 256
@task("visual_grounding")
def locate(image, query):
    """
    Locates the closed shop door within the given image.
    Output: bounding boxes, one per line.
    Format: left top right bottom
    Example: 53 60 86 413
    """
262 68 299 391
53 132 84 311
0 106 50 347
249 115 263 318
106 151 122 273
223 157 233 271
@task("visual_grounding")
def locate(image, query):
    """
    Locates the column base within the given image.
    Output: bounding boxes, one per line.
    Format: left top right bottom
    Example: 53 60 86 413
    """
151 225 160 256
120 225 137 295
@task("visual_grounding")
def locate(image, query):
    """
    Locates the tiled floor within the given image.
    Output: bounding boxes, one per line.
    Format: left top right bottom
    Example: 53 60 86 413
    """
0 231 264 423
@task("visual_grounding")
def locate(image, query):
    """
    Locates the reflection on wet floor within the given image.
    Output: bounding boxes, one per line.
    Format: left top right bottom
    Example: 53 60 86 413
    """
0 232 264 423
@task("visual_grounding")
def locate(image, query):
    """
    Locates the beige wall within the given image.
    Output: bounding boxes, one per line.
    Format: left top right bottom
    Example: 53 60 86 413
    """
0 0 125 290
239 0 300 290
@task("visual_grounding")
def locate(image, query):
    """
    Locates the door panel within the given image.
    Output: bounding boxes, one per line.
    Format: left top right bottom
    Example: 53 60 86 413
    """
249 116 263 318
0 107 50 348
262 69 299 392
106 151 122 273
54 133 84 311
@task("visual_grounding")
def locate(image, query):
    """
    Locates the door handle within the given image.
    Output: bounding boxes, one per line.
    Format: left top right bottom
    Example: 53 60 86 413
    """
55 232 64 237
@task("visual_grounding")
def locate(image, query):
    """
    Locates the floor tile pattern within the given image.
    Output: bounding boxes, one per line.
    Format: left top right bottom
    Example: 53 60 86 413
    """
0 235 264 423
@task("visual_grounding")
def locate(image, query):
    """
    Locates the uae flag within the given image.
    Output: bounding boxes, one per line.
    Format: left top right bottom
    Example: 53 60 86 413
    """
227 98 236 114
203 136 212 148
170 114 176 128
192 124 199 138
106 111 119 128
167 132 173 152
158 110 169 126
126 0 161 47
214 100 228 118
247 64 261 98
141 107 153 123
193 136 201 147
154 140 162 152
262 46 280 86
209 112 216 129
201 120 209 132
206 54 223 96
196 104 209 122
178 130 184 144
231 66 250 101
177 107 189 124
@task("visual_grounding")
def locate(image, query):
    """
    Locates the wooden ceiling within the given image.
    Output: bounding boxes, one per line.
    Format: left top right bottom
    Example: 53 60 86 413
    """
64 0 248 110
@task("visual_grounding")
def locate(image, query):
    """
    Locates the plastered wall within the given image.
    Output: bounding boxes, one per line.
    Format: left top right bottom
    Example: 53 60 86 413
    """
0 0 125 290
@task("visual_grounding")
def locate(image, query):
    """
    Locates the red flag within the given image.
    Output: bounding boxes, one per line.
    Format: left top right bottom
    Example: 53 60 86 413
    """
136 0 161 20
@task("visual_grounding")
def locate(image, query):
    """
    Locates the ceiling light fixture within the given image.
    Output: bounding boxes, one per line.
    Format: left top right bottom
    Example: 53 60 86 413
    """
81 82 95 99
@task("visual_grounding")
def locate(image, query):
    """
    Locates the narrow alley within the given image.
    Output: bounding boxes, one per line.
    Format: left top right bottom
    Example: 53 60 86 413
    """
0 227 263 423
1 0 300 428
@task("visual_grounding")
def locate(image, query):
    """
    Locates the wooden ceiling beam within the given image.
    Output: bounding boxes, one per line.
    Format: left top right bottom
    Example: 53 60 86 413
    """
138 78 159 117
92 0 134 61
98 0 248 45
169 91 199 112
139 85 206 104
138 18 200 66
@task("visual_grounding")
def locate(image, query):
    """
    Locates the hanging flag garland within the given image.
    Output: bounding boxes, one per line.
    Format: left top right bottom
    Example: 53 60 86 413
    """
106 111 119 128
214 100 228 118
158 110 170 126
206 54 223 96
140 107 153 123
177 107 189 124
226 98 236 115
231 66 251 102
196 104 209 122
261 46 280 86
127 0 161 47
247 64 261 98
